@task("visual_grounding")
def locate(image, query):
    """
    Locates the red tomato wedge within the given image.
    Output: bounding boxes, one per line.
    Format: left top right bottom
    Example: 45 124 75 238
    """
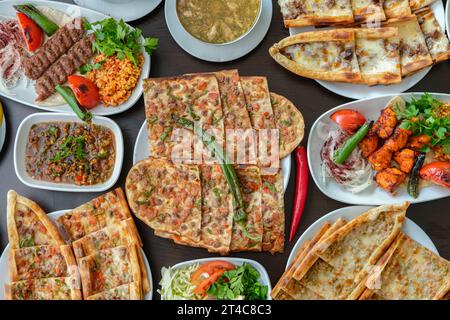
67 75 100 109
419 162 450 189
191 261 235 286
16 12 43 52
330 109 366 133
193 271 225 296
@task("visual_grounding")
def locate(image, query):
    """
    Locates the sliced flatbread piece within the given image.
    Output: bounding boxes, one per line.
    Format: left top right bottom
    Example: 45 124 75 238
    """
9 245 76 281
354 28 402 85
270 92 305 158
79 245 141 298
417 9 450 63
278 0 354 27
230 165 263 252
7 190 64 249
409 0 437 11
351 0 386 23
269 29 362 83
384 15 433 76
5 277 82 300
125 158 202 243
361 233 450 300
57 188 135 242
86 283 141 300
261 170 285 254
383 0 412 18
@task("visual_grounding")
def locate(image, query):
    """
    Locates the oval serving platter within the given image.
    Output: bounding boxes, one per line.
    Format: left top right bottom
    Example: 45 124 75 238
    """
307 92 450 205
288 1 445 99
0 209 154 300
133 121 292 192
0 0 150 116
286 205 439 268
14 112 124 192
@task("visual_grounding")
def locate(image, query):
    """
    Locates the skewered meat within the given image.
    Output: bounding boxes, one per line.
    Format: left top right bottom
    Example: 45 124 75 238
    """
368 145 393 171
393 148 416 173
21 18 84 80
358 130 379 158
35 34 95 101
407 134 431 150
375 167 406 193
385 127 412 152
372 107 398 139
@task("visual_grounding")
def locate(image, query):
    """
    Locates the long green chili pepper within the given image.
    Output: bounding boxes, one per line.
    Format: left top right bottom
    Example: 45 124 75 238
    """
334 121 373 165
408 153 425 198
14 4 59 36
55 85 92 122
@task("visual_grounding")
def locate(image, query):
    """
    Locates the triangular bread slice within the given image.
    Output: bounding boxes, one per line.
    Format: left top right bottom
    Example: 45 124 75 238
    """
7 190 64 249
361 232 450 300
269 29 362 83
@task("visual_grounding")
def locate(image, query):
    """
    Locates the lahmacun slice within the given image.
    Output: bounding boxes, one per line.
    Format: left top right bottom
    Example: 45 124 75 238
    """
417 8 450 63
86 282 142 300
7 190 64 249
354 27 402 85
5 277 82 300
269 29 362 83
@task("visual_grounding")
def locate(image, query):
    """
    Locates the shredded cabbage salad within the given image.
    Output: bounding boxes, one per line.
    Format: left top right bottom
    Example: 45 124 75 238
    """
158 263 202 300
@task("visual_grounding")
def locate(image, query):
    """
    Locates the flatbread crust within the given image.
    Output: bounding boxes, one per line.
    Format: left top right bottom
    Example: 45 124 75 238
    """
354 28 402 85
383 0 412 18
86 282 141 300
409 0 437 11
79 245 141 298
269 29 362 83
417 9 450 63
270 92 305 158
384 15 433 76
361 233 450 300
7 190 64 249
351 0 386 23
5 277 82 300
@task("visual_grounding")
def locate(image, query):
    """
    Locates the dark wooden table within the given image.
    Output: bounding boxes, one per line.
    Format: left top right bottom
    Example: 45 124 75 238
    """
0 0 449 298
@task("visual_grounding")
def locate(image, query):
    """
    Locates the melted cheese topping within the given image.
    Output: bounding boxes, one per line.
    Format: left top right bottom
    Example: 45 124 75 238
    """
383 0 411 18
418 13 450 60
278 0 353 20
356 37 399 76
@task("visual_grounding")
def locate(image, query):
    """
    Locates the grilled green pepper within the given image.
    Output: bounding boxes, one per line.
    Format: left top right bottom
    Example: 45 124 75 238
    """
408 153 426 198
334 121 373 165
14 4 59 36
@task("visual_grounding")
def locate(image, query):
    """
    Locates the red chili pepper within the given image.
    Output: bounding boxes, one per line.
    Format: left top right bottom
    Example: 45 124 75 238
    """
289 146 309 242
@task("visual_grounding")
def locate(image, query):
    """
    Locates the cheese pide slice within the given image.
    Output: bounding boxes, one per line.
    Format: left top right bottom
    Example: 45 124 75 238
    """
417 8 450 63
354 27 402 85
351 0 386 23
384 15 433 76
383 0 412 18
269 29 362 83
278 0 354 27
360 232 450 300
86 282 141 300
409 0 437 11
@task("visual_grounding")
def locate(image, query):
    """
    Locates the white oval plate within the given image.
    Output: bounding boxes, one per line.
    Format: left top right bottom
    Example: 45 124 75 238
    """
161 257 271 300
0 108 5 154
288 1 445 99
73 0 162 22
14 112 124 192
133 121 291 191
0 209 153 300
446 0 450 36
164 0 272 62
0 0 150 116
307 92 450 205
286 205 439 268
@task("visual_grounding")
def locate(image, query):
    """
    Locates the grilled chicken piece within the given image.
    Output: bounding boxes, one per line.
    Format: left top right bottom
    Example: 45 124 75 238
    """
359 130 379 158
22 18 84 80
372 107 398 139
384 127 412 152
375 167 406 193
368 145 393 171
35 34 95 101
407 134 431 150
393 148 416 173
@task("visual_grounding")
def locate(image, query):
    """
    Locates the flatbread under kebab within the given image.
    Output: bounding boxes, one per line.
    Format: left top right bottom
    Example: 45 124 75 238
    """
360 232 450 300
417 8 450 63
354 28 402 85
269 29 362 83
5 277 82 300
7 190 64 249
125 158 202 243
86 283 141 300
384 15 433 76
270 92 305 158
383 0 412 18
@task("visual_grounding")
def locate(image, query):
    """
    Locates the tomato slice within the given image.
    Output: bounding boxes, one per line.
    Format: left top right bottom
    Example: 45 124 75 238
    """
67 75 100 109
193 270 225 297
419 161 450 189
330 109 366 133
191 261 235 286
16 12 43 52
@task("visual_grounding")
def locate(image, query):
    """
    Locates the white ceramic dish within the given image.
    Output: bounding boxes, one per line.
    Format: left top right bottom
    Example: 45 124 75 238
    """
14 113 124 192
446 0 450 37
133 121 291 192
73 0 162 22
0 106 5 153
0 209 153 300
307 92 450 205
0 0 151 116
164 0 272 62
288 1 445 99
161 257 271 300
286 205 439 268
